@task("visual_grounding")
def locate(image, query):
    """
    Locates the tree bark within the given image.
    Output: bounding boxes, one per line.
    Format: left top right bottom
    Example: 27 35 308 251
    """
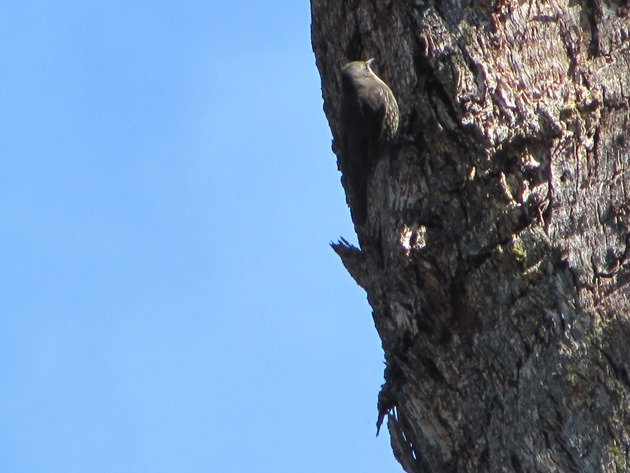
311 1 629 472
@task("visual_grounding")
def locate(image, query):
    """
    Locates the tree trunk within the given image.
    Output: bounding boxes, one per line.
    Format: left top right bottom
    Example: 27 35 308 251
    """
311 1 629 472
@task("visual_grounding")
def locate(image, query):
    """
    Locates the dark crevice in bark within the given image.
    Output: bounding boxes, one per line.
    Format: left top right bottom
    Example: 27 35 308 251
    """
586 0 602 57
600 346 630 388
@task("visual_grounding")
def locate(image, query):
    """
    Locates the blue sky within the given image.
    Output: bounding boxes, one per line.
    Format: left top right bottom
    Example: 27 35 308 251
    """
0 2 400 472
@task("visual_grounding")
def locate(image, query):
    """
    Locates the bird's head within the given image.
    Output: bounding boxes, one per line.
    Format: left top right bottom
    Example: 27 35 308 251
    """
342 59 377 81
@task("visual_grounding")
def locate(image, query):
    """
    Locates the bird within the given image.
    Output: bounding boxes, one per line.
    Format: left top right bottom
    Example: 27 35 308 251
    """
340 58 399 225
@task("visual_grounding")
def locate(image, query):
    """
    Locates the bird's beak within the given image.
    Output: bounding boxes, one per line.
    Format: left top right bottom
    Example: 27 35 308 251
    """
366 58 375 68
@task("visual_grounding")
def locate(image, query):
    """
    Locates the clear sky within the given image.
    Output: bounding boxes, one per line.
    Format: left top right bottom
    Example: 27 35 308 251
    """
0 1 401 472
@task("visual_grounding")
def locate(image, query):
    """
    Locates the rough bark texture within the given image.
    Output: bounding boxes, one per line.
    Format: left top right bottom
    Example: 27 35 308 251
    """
311 1 629 472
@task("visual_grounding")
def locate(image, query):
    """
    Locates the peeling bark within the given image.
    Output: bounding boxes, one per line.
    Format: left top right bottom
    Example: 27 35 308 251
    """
312 1 629 472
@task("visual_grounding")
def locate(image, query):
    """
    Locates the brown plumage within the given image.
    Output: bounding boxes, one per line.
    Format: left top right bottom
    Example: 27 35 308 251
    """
340 59 399 225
